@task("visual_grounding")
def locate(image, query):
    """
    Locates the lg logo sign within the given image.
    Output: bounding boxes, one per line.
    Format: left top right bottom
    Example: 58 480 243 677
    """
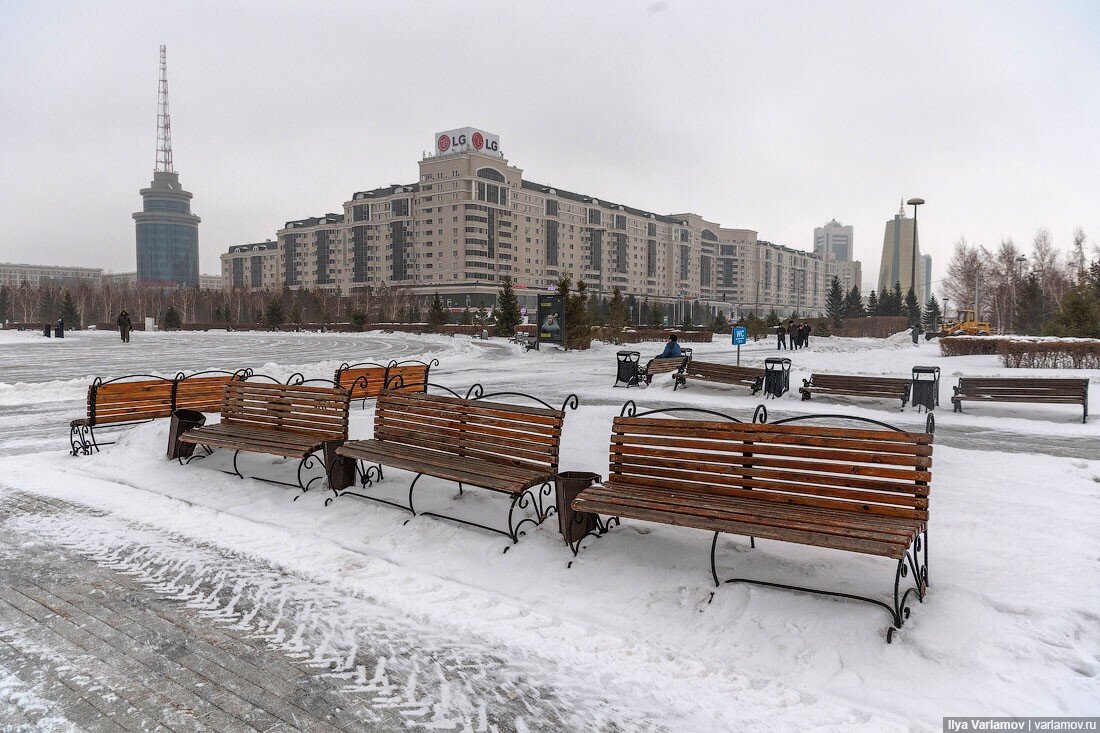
435 128 501 154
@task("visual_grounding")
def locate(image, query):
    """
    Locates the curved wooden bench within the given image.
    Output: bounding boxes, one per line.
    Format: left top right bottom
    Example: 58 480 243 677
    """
70 370 247 456
333 387 575 544
674 361 764 393
799 374 911 409
572 406 933 641
178 380 352 494
334 359 436 407
952 377 1088 422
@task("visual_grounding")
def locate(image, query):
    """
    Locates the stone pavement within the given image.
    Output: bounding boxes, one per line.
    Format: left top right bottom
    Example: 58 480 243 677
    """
0 491 609 733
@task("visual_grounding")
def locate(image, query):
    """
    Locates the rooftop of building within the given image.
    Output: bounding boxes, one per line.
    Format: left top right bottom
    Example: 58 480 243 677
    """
225 242 278 254
0 262 104 272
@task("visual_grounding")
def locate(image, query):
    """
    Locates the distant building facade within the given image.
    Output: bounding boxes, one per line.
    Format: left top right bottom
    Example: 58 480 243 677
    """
0 263 103 288
834 259 862 295
219 127 839 318
220 242 280 290
877 203 924 302
814 219 854 262
199 274 223 290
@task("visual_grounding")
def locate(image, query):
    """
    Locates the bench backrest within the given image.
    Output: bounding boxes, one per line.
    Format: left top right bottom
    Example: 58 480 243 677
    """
957 377 1088 398
384 360 433 394
334 363 387 400
375 391 565 474
85 376 176 426
646 356 689 376
173 372 245 414
220 381 351 441
683 362 763 381
609 417 931 522
810 374 910 390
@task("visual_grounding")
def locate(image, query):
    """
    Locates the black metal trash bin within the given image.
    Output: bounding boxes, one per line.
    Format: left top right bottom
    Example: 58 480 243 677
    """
325 440 356 491
615 351 641 387
167 409 206 460
43 324 51 337
911 366 940 412
763 357 792 398
555 471 601 545
54 324 64 338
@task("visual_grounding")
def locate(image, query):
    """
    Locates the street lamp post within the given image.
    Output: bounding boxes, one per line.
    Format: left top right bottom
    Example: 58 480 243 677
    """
906 197 925 326
1012 255 1027 333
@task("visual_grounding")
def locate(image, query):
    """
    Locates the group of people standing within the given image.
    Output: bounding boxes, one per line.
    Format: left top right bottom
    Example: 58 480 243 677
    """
776 320 811 350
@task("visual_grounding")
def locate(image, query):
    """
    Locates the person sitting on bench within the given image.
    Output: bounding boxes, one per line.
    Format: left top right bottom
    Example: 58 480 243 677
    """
656 333 682 360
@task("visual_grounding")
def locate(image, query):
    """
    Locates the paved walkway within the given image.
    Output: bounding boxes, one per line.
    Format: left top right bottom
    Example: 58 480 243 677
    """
0 491 587 732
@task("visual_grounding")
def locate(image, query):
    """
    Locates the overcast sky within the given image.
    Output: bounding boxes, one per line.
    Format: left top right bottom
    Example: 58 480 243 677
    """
1 0 1097 289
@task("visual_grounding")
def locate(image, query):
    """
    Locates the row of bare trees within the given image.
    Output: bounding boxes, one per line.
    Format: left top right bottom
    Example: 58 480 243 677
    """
0 280 429 329
941 227 1097 335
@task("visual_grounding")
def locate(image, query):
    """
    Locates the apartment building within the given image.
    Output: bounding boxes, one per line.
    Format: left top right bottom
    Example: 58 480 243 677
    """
0 263 104 288
220 127 834 317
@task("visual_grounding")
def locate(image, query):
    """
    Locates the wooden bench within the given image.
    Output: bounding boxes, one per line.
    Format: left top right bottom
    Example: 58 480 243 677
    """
952 377 1089 422
178 380 353 495
799 374 911 409
383 359 437 394
673 361 764 393
70 370 248 456
572 405 932 638
334 361 388 406
572 405 933 641
642 348 692 384
334 359 436 407
332 386 576 544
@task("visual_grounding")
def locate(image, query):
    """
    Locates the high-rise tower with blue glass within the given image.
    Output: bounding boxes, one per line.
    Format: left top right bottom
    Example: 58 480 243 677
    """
133 46 200 288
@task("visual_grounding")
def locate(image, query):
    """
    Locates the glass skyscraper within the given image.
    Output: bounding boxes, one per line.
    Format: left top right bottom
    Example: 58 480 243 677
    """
133 170 200 288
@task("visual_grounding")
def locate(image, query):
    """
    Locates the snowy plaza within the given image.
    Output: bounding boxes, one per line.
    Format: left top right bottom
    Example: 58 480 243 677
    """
0 327 1096 731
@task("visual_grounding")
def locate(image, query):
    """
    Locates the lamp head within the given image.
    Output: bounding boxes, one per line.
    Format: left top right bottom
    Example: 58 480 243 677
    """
906 197 925 206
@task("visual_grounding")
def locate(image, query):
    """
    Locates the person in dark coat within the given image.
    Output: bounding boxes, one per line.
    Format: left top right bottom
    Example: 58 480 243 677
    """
801 322 811 348
787 320 798 350
776 324 786 350
911 324 920 345
116 311 133 343
656 333 682 359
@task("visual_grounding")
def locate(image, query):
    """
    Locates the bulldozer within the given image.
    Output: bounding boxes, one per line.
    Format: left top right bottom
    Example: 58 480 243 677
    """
928 309 992 338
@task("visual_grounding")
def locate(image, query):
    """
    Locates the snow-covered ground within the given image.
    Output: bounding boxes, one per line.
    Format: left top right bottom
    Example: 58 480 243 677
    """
0 328 1097 730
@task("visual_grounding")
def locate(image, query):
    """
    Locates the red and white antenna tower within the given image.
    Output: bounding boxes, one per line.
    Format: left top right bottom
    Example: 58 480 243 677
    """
155 44 174 173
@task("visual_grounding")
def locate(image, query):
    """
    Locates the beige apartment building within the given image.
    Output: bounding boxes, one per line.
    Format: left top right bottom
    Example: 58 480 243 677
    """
0 262 104 288
220 127 836 318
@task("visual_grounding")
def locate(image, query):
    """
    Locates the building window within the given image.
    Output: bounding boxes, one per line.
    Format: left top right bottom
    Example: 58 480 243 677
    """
588 208 601 226
476 167 505 182
392 199 410 217
546 220 559 266
546 199 559 217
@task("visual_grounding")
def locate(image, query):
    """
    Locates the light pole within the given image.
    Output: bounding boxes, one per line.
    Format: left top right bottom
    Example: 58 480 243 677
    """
906 197 925 326
941 297 949 333
1012 255 1027 333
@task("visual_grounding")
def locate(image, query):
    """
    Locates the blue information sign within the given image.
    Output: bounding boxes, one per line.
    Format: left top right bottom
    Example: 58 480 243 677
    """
732 326 747 345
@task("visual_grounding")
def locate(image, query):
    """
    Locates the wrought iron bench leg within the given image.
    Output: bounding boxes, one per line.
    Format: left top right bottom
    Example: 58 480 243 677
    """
709 530 928 642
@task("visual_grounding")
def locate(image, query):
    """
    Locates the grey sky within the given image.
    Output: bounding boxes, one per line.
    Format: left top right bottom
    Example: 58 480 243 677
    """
2 0 1097 288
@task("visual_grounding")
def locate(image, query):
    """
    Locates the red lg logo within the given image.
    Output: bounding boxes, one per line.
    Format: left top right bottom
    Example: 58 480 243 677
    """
437 135 450 152
472 132 484 150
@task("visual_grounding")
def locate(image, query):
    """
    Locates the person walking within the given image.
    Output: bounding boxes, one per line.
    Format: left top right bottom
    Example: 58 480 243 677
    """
911 323 920 346
116 310 133 343
801 322 811 348
787 320 798 350
775 323 786 350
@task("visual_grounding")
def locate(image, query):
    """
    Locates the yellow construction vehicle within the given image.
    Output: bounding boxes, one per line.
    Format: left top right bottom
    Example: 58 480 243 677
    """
935 309 991 337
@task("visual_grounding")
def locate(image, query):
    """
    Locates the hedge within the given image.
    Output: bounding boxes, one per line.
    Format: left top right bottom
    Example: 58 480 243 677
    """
999 339 1100 369
938 337 1010 357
